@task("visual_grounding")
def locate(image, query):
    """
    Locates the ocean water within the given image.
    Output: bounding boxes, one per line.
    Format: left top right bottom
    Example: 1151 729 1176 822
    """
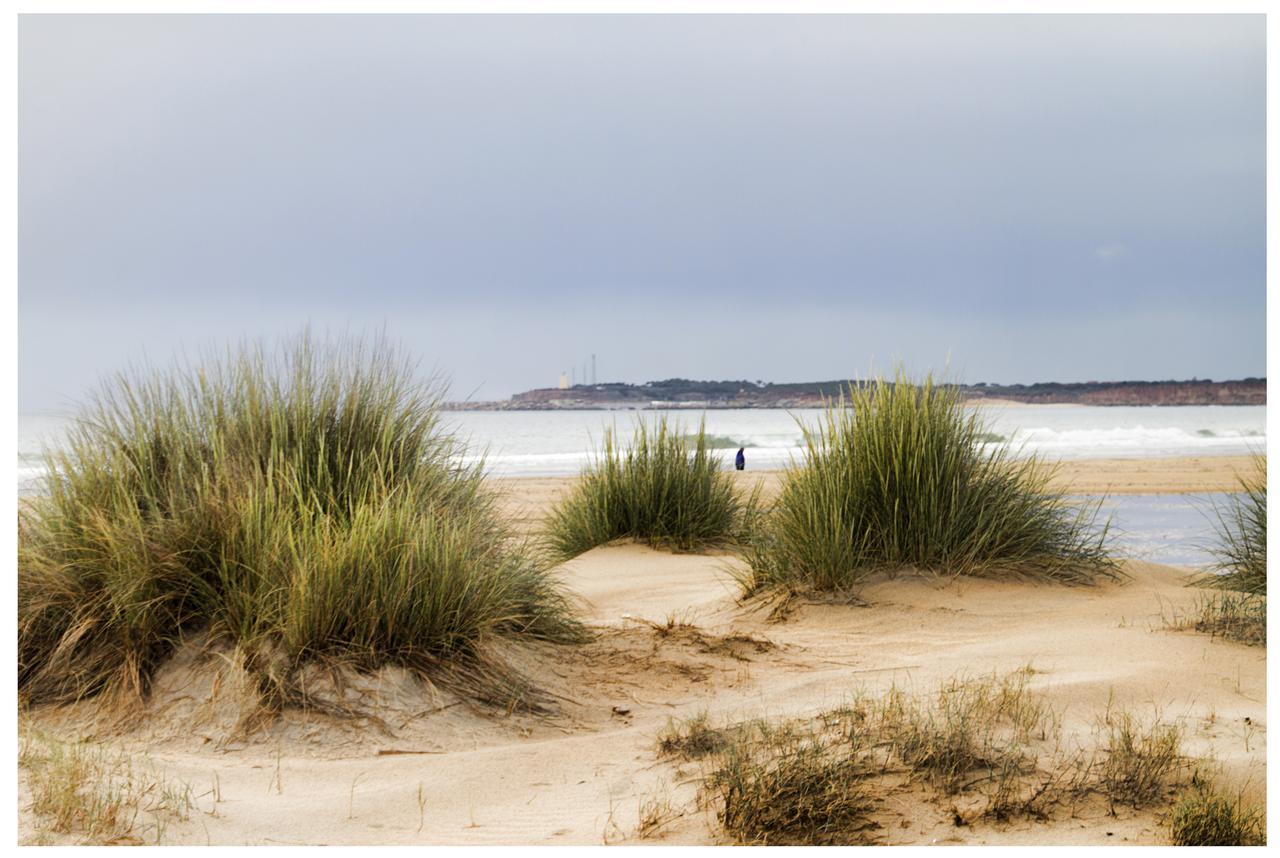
1090 493 1228 569
18 405 1265 486
18 405 1265 489
16 406 1262 570
439 405 1266 476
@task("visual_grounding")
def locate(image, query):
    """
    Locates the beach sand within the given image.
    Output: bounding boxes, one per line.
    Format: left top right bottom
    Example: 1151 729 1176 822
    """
494 454 1260 537
18 455 1266 846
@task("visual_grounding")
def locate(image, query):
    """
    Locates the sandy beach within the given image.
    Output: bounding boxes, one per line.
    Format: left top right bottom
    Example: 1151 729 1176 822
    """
16 9 1267 849
494 455 1260 537
18 455 1266 846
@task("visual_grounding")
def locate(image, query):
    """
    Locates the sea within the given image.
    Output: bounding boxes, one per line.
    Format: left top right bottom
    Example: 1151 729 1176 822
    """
17 405 1265 570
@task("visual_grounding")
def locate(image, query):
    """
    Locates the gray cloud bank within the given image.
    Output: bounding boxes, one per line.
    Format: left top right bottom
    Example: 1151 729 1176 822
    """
19 14 1265 409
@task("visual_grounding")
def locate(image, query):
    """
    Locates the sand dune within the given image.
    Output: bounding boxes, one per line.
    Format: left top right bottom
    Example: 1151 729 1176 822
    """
17 457 1266 846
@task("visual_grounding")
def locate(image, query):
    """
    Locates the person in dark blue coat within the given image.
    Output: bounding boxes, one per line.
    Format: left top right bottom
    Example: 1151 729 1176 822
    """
735 447 746 471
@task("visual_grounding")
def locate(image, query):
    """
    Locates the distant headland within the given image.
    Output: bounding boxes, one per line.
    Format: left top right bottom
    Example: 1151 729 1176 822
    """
446 377 1266 410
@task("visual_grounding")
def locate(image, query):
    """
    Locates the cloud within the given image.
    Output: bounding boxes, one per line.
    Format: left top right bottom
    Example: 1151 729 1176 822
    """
1093 243 1130 262
16 15 1266 410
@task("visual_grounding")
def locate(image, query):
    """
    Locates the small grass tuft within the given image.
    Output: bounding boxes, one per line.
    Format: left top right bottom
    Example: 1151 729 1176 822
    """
1193 591 1266 646
737 371 1118 595
877 670 1051 795
708 727 878 845
1097 711 1183 810
657 712 735 760
19 730 193 845
544 416 755 559
663 670 1195 843
635 784 681 839
1169 774 1265 846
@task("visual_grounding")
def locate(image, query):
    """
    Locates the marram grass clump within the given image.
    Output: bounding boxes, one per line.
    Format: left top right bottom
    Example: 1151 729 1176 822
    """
544 417 754 559
18 336 583 710
738 372 1117 594
1168 776 1265 846
1187 456 1266 647
1203 455 1266 595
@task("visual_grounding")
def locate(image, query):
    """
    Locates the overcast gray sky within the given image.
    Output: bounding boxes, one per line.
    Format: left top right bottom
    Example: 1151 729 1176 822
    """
19 14 1265 410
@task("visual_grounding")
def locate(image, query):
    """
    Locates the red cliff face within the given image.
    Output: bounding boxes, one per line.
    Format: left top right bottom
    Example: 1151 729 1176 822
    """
984 381 1265 406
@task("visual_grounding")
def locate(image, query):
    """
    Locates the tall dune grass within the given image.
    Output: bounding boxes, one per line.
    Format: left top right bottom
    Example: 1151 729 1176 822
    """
1169 776 1265 846
18 336 583 708
1203 455 1266 595
544 417 752 559
738 372 1117 593
1188 455 1266 646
